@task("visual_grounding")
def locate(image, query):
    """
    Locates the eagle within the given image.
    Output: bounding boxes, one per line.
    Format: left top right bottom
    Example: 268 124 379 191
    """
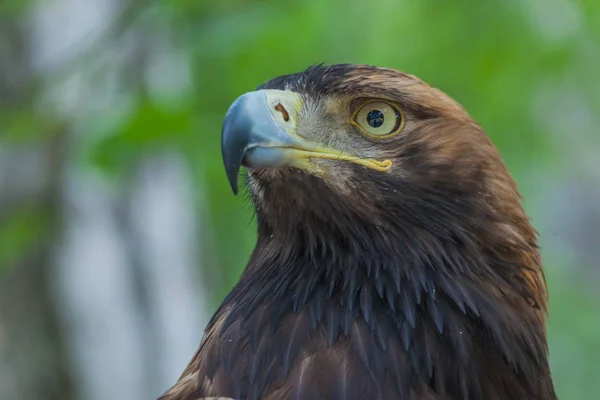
160 64 557 400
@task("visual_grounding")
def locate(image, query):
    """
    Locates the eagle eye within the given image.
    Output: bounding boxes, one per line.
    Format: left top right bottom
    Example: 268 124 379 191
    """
353 101 404 138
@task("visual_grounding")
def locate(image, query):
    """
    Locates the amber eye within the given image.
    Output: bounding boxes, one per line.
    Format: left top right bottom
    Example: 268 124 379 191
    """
354 101 404 137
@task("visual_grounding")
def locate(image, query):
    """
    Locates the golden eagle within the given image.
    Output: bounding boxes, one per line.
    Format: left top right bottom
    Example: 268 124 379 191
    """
160 64 557 400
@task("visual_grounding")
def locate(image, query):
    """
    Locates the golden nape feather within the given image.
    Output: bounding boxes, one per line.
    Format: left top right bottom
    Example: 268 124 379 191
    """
160 64 556 400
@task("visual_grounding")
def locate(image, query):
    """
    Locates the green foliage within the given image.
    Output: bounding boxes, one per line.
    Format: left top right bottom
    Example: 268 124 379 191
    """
0 0 35 17
546 265 600 400
0 205 50 271
0 107 59 144
92 98 194 176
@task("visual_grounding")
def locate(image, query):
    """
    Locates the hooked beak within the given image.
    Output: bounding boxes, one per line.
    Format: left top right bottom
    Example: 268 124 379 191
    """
221 89 392 194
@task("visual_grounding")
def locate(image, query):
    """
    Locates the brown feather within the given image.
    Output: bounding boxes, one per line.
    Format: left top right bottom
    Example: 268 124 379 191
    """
160 64 556 400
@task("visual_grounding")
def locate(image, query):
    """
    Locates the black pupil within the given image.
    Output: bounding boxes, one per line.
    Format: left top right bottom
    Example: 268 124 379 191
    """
367 109 384 128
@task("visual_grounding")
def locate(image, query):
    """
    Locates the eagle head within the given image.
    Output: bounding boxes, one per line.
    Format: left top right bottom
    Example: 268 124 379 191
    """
222 64 536 269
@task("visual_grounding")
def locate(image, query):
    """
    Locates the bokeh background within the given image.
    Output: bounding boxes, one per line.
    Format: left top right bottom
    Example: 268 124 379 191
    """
1 0 599 399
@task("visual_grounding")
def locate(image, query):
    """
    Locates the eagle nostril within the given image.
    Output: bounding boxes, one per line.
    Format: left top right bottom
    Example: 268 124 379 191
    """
274 103 290 122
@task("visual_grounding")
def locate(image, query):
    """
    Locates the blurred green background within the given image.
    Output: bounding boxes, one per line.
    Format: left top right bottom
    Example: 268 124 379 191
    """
1 0 599 399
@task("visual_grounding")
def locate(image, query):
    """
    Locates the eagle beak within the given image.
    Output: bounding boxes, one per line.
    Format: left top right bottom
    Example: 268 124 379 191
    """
221 89 392 195
221 89 301 195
